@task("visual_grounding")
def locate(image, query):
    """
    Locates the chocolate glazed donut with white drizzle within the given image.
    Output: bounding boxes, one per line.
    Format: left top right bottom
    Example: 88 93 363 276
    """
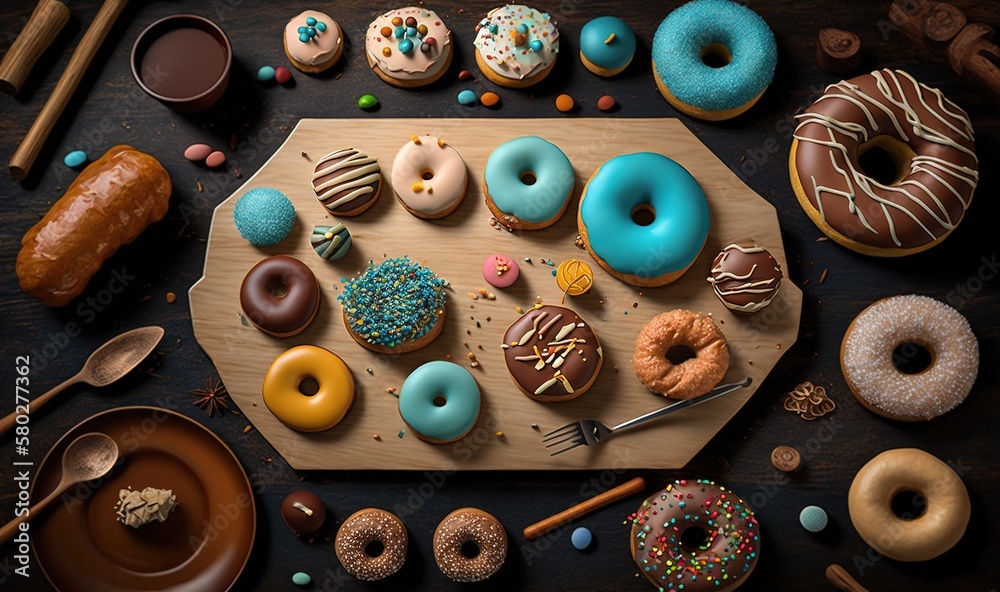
789 69 978 257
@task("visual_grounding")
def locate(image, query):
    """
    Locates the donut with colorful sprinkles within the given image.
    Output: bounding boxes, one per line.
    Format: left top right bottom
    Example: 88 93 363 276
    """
473 5 559 88
629 479 760 591
338 256 448 354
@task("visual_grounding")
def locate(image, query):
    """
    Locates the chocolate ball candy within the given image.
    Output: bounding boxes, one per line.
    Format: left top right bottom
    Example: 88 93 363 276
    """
281 490 327 535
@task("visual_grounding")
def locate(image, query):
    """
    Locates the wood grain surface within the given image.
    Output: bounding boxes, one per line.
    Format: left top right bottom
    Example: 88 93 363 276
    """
189 118 801 470
1 0 998 591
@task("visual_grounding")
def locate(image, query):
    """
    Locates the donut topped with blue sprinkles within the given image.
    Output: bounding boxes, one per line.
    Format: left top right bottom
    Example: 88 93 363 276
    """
232 187 296 246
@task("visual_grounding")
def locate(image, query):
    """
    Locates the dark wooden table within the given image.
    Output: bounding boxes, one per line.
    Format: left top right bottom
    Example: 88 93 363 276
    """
1 1 998 590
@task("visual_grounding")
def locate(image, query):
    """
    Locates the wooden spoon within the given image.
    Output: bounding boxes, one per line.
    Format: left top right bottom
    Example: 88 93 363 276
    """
0 326 163 437
0 432 119 544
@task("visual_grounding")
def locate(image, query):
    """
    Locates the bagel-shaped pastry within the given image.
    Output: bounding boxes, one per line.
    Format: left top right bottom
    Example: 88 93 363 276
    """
579 152 709 287
652 0 776 120
262 345 355 432
629 479 761 591
391 135 468 219
335 508 408 580
841 294 978 421
239 255 320 337
501 304 603 402
791 69 978 257
848 448 970 561
473 5 559 88
433 508 507 582
633 310 729 399
483 136 574 230
398 361 481 443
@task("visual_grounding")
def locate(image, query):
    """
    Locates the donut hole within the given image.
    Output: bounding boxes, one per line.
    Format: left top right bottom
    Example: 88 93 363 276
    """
858 136 915 186
892 341 934 375
890 490 927 520
679 525 711 552
364 539 385 558
460 540 481 559
421 169 435 180
665 345 697 365
631 203 656 227
700 43 732 69
298 376 320 396
432 395 447 407
269 282 289 298
520 171 537 186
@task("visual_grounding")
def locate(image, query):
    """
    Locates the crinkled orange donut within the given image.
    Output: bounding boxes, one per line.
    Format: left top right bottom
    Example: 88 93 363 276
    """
633 310 729 399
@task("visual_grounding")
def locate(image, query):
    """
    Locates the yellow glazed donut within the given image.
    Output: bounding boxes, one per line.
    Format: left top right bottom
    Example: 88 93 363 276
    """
848 448 970 561
262 345 355 432
841 295 978 421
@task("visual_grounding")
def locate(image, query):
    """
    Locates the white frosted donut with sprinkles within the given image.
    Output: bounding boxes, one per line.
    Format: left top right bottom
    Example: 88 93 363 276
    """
840 294 978 421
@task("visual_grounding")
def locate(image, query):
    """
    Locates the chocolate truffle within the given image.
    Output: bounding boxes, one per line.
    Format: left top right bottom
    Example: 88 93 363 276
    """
281 490 327 535
707 244 783 313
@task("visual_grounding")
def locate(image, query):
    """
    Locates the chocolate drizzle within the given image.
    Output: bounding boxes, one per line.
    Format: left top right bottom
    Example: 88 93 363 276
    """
311 148 382 214
707 244 782 313
792 69 978 251
501 305 602 400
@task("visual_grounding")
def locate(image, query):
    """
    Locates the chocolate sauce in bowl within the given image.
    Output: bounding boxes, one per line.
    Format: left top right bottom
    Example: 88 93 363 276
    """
140 27 227 99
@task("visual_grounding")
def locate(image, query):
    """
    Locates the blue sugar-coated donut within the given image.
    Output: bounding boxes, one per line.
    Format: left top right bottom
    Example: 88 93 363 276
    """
578 153 709 286
233 187 296 246
652 0 776 113
399 361 481 442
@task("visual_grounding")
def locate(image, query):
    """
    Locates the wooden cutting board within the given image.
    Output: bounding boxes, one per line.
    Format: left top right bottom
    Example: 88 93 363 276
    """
189 118 801 470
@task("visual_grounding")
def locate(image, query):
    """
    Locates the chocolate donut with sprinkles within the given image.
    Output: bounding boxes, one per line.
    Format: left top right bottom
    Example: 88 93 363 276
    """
629 479 760 591
338 256 447 354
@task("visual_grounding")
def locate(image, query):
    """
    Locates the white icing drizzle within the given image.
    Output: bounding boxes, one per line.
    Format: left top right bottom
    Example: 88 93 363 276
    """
793 69 978 248
312 148 381 211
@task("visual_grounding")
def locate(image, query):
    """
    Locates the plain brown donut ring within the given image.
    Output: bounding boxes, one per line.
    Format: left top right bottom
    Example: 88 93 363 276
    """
633 309 730 399
433 507 507 582
239 255 320 337
848 448 970 561
334 508 408 581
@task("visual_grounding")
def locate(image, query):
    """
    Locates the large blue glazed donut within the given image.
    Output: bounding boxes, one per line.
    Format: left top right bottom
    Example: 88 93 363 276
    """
578 153 709 287
652 0 777 120
398 361 481 443
483 136 575 229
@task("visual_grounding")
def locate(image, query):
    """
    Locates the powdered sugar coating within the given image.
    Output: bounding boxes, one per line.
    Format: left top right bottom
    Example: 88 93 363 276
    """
334 508 407 581
433 508 507 582
842 294 978 420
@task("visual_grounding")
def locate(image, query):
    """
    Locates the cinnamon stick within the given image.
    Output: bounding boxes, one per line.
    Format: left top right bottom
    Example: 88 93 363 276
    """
522 476 646 540
0 0 70 95
825 564 870 592
923 2 966 43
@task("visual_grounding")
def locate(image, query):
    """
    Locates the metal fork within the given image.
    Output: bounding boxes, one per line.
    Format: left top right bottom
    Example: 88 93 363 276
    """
542 377 753 456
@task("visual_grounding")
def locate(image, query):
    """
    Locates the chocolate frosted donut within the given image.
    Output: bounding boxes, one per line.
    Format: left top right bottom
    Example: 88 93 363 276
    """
708 244 783 313
790 69 978 256
501 305 603 402
433 508 507 582
335 508 408 581
239 255 320 337
311 148 382 216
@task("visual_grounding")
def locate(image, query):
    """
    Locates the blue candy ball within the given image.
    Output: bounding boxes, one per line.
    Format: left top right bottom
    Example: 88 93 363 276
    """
306 27 317 37
305 16 317 26
457 89 477 105
298 33 309 43
398 38 414 54
530 39 543 52
571 527 593 550
63 150 87 168
517 23 529 34
316 21 327 32
291 571 311 586
406 26 418 37
799 505 829 533
297 26 307 34
233 188 296 246
489 24 498 34
256 66 275 82
394 26 405 39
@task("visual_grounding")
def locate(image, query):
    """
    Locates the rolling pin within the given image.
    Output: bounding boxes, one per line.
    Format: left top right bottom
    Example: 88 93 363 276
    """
9 0 131 180
0 0 70 95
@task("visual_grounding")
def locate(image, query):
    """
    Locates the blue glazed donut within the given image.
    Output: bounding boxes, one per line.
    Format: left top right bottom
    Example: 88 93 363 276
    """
578 153 709 287
399 361 481 443
579 16 636 76
652 0 777 120
483 136 575 230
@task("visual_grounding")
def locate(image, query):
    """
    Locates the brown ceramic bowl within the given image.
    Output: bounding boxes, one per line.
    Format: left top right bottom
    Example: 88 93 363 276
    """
131 14 232 113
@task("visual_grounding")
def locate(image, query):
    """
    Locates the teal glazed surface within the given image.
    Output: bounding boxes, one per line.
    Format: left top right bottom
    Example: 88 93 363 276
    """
484 136 575 224
652 0 777 111
580 152 709 279
399 361 481 441
580 16 636 70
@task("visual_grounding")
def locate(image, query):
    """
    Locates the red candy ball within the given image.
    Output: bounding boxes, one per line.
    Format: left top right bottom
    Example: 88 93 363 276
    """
275 66 292 85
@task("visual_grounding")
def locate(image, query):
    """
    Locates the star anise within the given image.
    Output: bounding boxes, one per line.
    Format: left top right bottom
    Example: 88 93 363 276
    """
191 376 232 417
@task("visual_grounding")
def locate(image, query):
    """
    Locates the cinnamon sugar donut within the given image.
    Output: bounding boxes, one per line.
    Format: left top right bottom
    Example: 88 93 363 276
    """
335 508 408 581
841 295 978 421
433 508 506 582
848 448 970 561
633 310 730 399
